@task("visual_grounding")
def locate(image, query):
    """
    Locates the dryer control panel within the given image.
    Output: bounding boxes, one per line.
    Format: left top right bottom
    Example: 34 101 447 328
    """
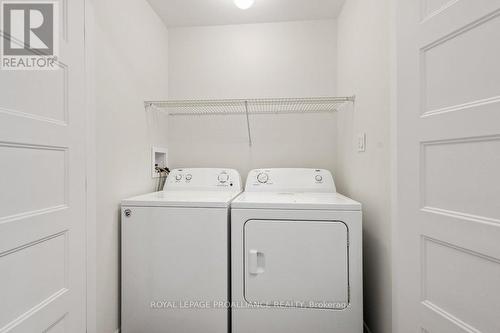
245 168 336 193
165 168 242 191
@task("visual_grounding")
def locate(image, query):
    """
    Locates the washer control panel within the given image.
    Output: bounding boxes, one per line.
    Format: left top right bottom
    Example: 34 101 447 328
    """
165 168 242 191
245 168 336 193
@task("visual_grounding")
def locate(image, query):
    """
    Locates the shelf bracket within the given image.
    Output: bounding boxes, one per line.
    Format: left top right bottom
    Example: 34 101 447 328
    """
244 100 252 147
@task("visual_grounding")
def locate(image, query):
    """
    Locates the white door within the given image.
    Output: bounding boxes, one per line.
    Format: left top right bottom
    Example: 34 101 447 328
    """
0 1 86 332
396 1 500 332
244 220 349 309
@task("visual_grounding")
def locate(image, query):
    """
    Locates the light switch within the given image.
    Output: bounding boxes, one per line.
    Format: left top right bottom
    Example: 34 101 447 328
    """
357 133 366 152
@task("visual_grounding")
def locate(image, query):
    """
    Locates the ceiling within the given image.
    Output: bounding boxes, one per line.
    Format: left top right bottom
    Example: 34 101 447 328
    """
147 0 346 28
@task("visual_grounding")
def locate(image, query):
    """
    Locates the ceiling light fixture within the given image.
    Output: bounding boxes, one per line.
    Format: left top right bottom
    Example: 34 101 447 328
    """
234 0 255 10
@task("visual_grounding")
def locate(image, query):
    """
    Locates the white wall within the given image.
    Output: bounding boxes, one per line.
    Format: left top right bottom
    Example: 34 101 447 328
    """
336 1 393 333
91 0 169 332
167 20 338 177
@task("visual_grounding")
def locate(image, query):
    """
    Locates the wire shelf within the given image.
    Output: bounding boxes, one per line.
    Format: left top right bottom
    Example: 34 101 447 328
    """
145 96 355 116
145 96 355 146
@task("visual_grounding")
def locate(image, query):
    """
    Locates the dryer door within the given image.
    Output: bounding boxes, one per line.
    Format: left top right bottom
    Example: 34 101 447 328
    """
244 219 349 309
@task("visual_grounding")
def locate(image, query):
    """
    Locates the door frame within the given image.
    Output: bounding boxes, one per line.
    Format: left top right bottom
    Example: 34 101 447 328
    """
390 0 398 332
84 0 97 332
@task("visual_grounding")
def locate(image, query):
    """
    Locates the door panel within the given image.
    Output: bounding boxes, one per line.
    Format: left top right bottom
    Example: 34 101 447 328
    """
422 137 500 219
244 220 348 309
0 143 66 218
0 68 66 122
0 233 66 328
0 0 86 332
422 12 500 114
422 237 500 332
396 0 500 332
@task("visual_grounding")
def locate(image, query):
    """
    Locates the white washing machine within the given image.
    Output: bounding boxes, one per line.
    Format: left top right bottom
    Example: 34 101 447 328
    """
231 168 363 333
121 168 242 333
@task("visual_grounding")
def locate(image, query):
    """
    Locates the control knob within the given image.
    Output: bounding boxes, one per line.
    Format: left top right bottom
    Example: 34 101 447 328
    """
257 173 269 183
218 173 229 183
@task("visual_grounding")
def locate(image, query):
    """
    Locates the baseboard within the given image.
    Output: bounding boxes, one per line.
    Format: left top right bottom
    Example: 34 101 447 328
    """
364 321 374 333
116 322 370 333
117 324 371 333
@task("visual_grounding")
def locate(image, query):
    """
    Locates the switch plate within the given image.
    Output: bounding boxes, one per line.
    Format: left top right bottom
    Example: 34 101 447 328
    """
152 146 168 178
357 133 366 152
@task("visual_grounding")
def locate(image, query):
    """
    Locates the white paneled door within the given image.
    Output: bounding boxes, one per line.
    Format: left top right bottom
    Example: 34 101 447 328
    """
396 1 500 332
0 0 86 332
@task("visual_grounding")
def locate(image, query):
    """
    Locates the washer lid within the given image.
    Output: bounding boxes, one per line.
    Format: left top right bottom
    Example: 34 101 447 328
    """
121 190 241 208
231 192 361 210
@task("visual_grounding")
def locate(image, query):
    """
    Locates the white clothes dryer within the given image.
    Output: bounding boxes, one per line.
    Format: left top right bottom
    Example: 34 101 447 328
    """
231 168 363 333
